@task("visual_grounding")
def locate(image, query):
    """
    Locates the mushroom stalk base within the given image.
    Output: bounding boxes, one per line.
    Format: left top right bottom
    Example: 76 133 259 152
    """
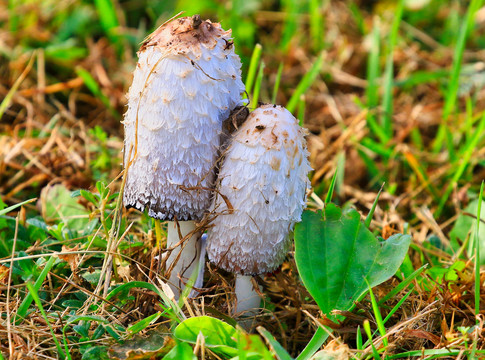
166 221 201 300
235 275 262 315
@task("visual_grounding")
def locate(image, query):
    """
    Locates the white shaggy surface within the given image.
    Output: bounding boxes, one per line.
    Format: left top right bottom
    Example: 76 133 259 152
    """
206 105 312 275
123 17 245 221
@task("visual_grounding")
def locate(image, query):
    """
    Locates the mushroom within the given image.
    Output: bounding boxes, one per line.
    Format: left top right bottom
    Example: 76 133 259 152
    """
206 104 312 314
122 15 245 298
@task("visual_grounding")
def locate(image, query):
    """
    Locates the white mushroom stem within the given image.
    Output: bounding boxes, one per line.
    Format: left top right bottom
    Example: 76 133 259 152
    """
165 220 202 299
235 275 262 314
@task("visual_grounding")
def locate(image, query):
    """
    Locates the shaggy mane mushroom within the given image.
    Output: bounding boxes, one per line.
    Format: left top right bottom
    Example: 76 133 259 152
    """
123 15 245 298
206 104 312 314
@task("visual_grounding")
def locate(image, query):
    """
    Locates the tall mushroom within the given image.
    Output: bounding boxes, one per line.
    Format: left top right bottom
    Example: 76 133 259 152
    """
123 15 245 298
206 104 312 314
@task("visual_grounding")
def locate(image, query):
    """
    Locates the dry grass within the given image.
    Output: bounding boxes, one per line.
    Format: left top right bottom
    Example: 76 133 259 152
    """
2 0 485 358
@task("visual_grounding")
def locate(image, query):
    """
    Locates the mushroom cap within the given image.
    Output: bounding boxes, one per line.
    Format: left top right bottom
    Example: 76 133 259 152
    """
123 16 245 221
206 105 312 275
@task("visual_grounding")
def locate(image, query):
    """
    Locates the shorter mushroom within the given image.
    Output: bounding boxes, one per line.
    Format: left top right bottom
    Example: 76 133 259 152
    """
206 104 312 315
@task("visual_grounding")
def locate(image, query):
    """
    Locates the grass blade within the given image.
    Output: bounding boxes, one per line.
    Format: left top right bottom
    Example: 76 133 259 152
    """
366 19 388 143
280 0 299 53
297 95 305 126
26 282 65 359
433 0 483 152
75 67 119 118
257 327 293 360
365 183 384 228
272 62 284 104
436 110 485 216
363 291 412 351
381 0 404 140
378 264 427 304
0 52 36 121
335 151 345 197
15 256 56 324
475 181 484 323
0 198 36 216
127 312 162 335
251 61 265 110
8 0 19 33
360 137 393 159
382 290 412 324
324 167 339 205
363 320 381 359
309 0 324 51
356 326 363 351
296 327 329 360
367 284 387 347
245 44 262 98
93 0 119 38
403 151 439 201
388 349 485 359
349 2 365 34
287 52 324 113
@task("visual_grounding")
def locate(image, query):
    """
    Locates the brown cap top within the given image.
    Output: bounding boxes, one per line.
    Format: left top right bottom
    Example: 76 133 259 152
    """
140 15 230 55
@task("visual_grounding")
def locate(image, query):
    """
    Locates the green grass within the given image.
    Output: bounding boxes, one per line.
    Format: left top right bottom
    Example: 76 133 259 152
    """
368 285 387 347
26 282 66 359
272 62 284 104
286 51 324 114
244 43 262 99
433 0 484 152
366 19 386 143
2 0 485 358
380 0 404 141
475 181 484 323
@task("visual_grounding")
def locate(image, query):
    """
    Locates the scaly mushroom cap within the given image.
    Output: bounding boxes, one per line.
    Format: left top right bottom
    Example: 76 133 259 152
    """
206 105 312 275
123 16 245 221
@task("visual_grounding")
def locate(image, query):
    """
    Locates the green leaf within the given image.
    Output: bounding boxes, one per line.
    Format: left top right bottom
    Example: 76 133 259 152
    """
0 196 7 229
81 270 101 285
73 322 90 338
294 204 411 317
450 199 485 264
80 189 99 206
127 312 162 335
174 316 238 357
162 342 196 360
41 184 89 232
82 346 109 360
15 256 56 324
257 327 293 360
110 332 174 359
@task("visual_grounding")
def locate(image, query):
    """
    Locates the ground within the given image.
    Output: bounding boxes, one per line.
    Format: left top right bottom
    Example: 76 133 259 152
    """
1 0 485 359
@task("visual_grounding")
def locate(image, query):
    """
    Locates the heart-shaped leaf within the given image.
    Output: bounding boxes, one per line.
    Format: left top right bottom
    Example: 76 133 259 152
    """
294 204 411 317
162 342 196 360
174 316 238 357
